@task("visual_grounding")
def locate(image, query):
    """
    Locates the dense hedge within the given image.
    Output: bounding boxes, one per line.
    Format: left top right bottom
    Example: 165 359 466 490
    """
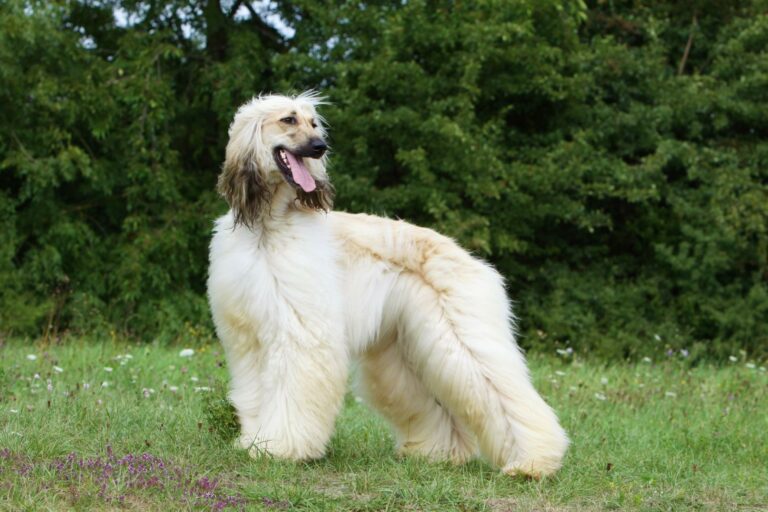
1 0 766 358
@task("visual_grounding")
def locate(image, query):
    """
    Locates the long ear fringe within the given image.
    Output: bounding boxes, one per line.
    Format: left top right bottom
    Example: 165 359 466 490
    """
217 157 271 228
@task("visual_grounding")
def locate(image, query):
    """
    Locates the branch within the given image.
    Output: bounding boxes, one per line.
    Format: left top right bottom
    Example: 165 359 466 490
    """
677 13 698 76
242 1 258 20
228 0 243 19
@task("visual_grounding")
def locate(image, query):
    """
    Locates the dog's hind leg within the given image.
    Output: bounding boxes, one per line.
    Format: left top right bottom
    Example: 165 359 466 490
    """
358 333 477 464
395 271 569 478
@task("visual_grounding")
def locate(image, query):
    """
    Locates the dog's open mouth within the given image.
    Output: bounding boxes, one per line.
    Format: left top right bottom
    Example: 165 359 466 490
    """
274 148 316 193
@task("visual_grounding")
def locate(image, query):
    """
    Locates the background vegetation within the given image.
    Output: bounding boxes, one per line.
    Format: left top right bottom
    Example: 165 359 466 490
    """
1 0 766 359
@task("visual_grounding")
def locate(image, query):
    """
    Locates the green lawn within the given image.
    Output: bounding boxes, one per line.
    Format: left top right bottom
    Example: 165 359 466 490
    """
1 339 766 511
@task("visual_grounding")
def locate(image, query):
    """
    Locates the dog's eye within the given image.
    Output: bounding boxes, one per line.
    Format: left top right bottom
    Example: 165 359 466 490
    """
280 116 297 125
311 120 318 128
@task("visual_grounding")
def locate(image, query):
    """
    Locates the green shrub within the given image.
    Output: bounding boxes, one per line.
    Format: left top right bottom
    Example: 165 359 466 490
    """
0 0 765 358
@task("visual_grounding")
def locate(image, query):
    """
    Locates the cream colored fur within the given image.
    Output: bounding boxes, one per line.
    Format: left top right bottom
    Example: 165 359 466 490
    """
207 93 569 477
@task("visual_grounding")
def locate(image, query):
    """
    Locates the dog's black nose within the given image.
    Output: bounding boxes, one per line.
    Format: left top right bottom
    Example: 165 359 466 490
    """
310 138 328 157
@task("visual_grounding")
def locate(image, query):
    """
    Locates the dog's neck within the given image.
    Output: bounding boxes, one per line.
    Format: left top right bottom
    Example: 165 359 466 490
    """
246 183 325 235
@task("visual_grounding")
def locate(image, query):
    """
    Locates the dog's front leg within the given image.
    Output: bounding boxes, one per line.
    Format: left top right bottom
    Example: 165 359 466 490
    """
229 320 349 461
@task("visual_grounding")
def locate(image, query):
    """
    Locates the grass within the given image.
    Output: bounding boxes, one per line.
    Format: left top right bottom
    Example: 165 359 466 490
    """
1 338 766 511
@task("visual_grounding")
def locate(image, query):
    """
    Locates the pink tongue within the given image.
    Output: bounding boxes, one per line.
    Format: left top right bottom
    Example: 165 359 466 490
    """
285 151 316 192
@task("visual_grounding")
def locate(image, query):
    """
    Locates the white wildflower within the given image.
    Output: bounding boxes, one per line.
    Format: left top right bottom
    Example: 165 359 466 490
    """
594 393 607 401
101 381 110 388
555 371 566 377
745 363 756 369
169 386 179 392
53 366 63 373
179 348 195 358
190 376 199 383
82 382 91 390
642 357 652 363
600 377 609 385
26 354 37 361
104 367 113 373
729 356 738 362
665 391 677 398
194 386 211 392
9 409 19 414
33 373 41 380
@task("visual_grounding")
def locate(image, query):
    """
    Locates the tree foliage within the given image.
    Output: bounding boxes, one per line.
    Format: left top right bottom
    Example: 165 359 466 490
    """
1 0 766 358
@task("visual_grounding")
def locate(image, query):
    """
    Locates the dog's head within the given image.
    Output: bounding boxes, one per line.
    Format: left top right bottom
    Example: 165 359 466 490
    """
218 92 334 227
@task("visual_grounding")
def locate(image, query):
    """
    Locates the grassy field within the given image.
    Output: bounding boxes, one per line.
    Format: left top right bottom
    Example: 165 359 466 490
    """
0 339 766 511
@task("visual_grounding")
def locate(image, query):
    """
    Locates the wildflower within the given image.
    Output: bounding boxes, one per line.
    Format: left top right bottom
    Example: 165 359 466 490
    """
654 334 661 342
594 393 607 401
169 386 179 392
569 386 578 392
600 377 609 385
190 376 199 382
26 354 37 361
194 386 212 392
665 391 677 398
142 388 151 398
642 357 652 363
104 367 113 372
179 348 195 358
101 381 110 388
729 356 738 362
47 380 53 393
9 409 18 414
760 367 766 373
745 363 756 369
83 382 91 390
53 366 63 373
555 371 566 377
666 349 674 357
680 349 689 357
33 373 41 380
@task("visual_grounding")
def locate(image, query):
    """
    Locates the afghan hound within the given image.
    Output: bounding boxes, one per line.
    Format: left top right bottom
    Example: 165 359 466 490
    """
207 92 568 477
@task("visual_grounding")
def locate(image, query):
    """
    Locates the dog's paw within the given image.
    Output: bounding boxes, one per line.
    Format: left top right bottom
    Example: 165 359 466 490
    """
502 458 561 479
235 433 325 461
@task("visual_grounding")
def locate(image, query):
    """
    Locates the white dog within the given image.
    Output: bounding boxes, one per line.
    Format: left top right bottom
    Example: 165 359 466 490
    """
207 92 568 477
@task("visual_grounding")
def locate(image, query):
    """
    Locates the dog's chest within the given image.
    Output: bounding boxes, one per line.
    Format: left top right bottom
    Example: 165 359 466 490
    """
208 214 343 344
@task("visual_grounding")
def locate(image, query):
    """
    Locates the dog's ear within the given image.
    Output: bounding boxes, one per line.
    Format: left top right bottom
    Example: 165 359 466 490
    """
217 104 271 228
217 152 270 228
